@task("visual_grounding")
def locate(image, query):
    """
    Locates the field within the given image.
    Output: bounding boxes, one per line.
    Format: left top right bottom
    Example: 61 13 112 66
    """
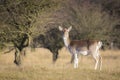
0 48 120 80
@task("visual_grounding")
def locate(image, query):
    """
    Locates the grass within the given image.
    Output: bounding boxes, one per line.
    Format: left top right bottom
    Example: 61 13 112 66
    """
0 48 120 80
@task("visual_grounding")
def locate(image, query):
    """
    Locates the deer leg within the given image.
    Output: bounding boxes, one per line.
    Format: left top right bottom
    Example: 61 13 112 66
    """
99 55 102 70
76 57 78 68
97 49 102 70
74 53 78 68
93 55 99 70
98 50 102 70
95 58 98 70
71 54 74 63
94 45 102 70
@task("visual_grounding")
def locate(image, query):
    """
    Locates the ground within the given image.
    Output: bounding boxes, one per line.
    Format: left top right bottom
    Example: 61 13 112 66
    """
0 48 120 80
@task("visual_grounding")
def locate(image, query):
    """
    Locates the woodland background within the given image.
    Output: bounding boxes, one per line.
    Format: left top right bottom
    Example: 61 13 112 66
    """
0 0 120 80
0 0 120 65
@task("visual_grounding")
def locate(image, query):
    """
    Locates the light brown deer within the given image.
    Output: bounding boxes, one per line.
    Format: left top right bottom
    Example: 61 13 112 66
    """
59 26 102 70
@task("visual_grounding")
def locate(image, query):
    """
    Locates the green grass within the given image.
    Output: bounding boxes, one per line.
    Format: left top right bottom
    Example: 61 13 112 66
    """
0 48 120 80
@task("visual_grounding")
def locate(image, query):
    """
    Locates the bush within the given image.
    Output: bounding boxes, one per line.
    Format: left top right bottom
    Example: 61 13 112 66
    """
59 0 119 48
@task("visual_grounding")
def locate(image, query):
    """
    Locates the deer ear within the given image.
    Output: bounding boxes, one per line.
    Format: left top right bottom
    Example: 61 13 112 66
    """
68 26 72 31
59 26 63 31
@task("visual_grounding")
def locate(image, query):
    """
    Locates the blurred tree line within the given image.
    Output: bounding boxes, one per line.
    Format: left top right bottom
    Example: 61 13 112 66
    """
0 0 119 65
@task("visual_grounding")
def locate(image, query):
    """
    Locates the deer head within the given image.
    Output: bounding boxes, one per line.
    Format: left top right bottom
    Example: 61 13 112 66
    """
59 26 72 40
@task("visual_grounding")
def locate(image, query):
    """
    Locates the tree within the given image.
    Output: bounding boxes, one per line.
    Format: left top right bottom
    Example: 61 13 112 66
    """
0 0 58 65
57 0 119 48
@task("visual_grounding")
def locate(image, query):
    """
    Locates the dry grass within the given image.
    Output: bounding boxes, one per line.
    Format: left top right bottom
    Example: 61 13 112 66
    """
0 48 120 80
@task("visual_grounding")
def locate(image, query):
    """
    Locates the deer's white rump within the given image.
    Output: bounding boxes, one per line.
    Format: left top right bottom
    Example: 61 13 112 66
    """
59 26 102 70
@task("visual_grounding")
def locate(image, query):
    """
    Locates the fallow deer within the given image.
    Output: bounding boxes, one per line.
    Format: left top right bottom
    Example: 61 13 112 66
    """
59 26 102 70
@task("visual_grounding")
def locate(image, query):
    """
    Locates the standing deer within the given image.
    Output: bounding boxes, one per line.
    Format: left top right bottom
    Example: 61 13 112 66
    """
59 26 102 70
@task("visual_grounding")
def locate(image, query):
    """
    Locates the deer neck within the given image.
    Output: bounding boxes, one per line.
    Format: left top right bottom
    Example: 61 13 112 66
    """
63 35 70 47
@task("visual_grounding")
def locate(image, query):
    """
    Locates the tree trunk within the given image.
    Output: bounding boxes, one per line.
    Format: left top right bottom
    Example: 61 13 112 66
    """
14 47 26 66
14 48 21 65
